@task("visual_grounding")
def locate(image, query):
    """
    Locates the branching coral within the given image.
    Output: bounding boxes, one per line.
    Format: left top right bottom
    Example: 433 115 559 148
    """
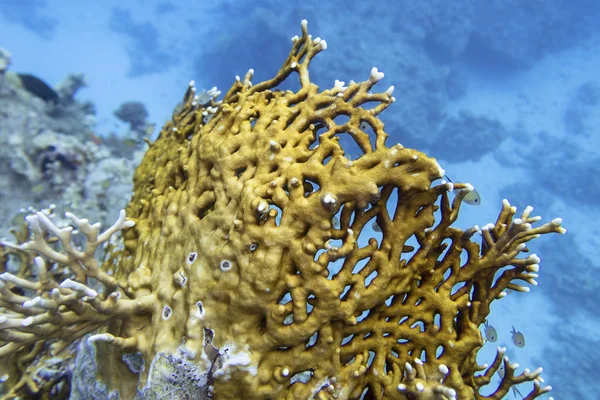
0 21 564 399
0 209 152 399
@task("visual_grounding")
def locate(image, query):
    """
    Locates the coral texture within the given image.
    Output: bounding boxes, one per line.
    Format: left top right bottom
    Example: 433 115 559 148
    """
0 21 564 399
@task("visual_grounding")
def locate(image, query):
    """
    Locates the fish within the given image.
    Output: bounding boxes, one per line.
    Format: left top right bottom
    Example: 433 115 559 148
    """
89 133 103 145
483 320 498 343
145 123 156 137
100 179 112 190
31 183 45 194
444 175 481 206
512 385 524 399
122 138 139 148
497 363 524 398
511 326 525 347
17 73 59 103
345 152 363 161
360 121 370 132
498 362 505 378
332 216 340 229
372 220 381 232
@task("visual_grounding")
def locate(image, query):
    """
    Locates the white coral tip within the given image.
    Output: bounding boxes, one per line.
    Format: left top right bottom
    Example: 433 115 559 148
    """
60 278 98 298
551 217 563 226
23 297 41 308
439 364 449 375
524 205 534 214
88 333 114 343
370 67 384 82
257 201 269 213
530 264 540 272
323 193 336 206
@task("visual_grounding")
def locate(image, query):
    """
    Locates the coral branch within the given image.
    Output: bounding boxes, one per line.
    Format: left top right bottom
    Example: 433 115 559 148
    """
0 210 140 357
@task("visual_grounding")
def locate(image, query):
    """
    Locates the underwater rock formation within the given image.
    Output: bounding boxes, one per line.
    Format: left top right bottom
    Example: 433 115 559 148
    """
0 21 564 399
0 48 145 239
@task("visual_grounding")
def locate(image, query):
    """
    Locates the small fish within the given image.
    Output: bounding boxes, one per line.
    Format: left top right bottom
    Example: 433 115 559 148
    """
17 73 59 103
372 220 381 232
345 152 363 161
461 189 481 205
145 123 156 137
360 121 370 132
31 183 45 194
332 216 340 229
10 211 27 226
498 361 524 398
172 102 184 116
100 179 112 190
483 320 498 343
511 326 525 347
512 385 524 399
123 138 139 148
89 133 103 146
444 175 481 206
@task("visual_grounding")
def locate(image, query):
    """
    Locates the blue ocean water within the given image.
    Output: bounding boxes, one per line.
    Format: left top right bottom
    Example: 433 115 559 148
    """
0 1 598 399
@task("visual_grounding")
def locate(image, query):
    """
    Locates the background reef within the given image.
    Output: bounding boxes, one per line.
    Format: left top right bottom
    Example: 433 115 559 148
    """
0 0 599 399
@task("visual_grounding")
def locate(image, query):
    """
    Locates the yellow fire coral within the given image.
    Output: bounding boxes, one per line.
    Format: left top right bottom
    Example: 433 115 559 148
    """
0 21 564 399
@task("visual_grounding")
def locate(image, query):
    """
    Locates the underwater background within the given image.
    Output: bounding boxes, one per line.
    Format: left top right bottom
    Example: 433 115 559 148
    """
0 0 598 398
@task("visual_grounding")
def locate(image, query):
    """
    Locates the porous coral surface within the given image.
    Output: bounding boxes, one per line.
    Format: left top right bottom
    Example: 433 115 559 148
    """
107 22 562 399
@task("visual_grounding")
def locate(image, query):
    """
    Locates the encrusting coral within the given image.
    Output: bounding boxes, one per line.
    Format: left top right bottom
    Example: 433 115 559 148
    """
0 21 565 399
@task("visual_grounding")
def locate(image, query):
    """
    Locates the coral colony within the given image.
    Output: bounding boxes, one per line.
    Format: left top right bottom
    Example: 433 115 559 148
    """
0 21 564 399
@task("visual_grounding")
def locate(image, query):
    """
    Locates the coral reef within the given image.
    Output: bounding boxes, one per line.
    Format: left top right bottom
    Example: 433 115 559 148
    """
0 21 565 399
0 49 140 237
